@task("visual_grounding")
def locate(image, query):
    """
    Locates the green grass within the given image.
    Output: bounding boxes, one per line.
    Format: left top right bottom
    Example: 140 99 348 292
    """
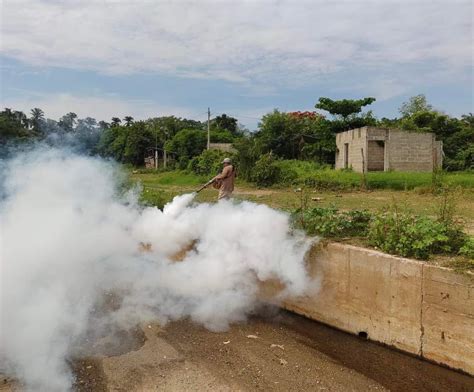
275 160 474 190
129 168 473 269
128 168 474 234
132 170 206 188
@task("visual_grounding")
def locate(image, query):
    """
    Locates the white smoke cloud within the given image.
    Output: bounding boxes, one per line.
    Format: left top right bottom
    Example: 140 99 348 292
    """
0 147 313 391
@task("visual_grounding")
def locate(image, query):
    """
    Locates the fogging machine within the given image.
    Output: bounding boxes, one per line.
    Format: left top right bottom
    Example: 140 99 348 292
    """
196 178 215 193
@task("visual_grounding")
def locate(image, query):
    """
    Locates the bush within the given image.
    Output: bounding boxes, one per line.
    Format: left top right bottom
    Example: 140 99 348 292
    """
233 137 261 181
367 210 466 260
293 207 372 237
278 166 298 185
274 160 312 185
251 153 282 187
177 156 189 170
459 238 474 259
292 200 471 260
189 149 228 176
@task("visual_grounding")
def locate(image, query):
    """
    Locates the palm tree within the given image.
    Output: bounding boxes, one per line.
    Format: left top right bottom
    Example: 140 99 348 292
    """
461 113 474 127
124 116 134 127
30 108 45 132
14 110 29 128
59 112 78 132
98 120 110 130
3 108 13 119
30 108 44 120
111 117 122 127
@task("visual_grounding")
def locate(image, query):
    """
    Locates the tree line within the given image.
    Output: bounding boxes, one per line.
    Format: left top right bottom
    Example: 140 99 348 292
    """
1 95 472 171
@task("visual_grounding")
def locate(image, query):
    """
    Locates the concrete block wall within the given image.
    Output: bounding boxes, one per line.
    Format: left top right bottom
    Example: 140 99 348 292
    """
335 127 442 172
261 242 474 375
335 127 367 171
387 130 435 171
366 127 388 140
209 143 236 153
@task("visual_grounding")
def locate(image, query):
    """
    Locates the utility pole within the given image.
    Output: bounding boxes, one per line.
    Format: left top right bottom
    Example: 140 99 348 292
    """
154 125 158 170
163 128 168 169
207 107 211 150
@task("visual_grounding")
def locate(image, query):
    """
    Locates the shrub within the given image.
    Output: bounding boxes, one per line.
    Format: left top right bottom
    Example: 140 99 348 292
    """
189 149 228 177
367 209 466 260
251 153 282 187
233 137 261 181
177 156 189 170
459 237 474 259
293 207 372 238
291 191 471 261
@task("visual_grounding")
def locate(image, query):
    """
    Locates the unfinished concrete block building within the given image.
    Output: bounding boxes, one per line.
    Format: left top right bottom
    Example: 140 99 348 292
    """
335 127 443 172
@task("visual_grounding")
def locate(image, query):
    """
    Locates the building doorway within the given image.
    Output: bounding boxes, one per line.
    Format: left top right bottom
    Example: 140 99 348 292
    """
367 141 385 171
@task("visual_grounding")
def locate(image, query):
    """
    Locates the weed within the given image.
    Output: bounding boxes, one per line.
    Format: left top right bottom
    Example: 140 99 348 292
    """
293 206 372 238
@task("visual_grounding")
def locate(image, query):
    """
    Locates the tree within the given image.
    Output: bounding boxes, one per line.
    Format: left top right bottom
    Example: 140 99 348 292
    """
233 137 261 181
123 116 134 127
97 126 120 157
111 117 122 127
122 121 153 165
97 121 153 165
315 97 377 133
145 116 204 154
147 116 203 138
165 128 207 159
256 109 332 161
257 110 294 158
58 112 77 132
30 108 45 133
71 117 101 154
210 129 234 143
213 114 239 135
30 108 44 121
316 97 376 119
399 94 433 117
98 120 110 130
461 113 474 128
12 110 29 129
0 108 32 143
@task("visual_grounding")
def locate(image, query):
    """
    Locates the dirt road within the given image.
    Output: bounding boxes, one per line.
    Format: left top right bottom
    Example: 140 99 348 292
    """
2 311 473 391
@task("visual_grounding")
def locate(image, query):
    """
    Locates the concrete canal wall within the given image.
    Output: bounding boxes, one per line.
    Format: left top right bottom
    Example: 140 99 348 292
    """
262 242 474 375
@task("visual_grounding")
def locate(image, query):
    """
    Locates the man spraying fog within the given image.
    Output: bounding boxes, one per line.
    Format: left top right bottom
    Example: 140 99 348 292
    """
213 157 236 200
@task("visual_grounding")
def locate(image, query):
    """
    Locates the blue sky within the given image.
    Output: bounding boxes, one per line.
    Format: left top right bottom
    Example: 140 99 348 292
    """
1 0 472 130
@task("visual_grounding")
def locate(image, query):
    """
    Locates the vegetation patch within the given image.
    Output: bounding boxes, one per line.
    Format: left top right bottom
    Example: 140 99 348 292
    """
293 206 372 238
367 210 466 260
292 199 472 263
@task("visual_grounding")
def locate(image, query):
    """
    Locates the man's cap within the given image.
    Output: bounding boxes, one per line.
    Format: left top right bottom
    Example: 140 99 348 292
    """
222 157 232 164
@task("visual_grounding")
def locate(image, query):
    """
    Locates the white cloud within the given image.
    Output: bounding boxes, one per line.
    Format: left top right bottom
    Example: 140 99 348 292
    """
0 91 202 122
1 0 471 89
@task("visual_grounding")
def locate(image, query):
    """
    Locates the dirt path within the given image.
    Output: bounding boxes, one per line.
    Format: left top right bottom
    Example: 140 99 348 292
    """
2 311 473 391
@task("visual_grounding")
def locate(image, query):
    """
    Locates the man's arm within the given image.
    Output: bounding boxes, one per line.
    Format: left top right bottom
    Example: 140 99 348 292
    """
214 165 231 180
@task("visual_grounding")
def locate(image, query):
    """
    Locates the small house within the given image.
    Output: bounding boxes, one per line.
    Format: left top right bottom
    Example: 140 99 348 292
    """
335 127 443 172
